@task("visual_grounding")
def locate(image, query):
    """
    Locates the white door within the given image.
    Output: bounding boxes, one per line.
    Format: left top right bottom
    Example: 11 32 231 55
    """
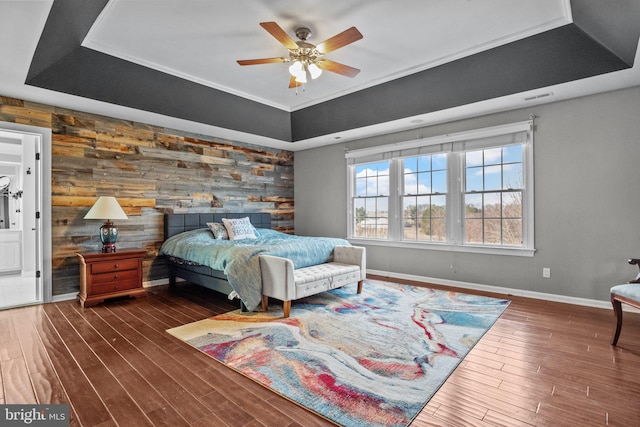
0 128 42 308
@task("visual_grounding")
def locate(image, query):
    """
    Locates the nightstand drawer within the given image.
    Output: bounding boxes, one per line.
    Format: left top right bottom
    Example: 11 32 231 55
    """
91 268 139 285
90 279 140 296
91 259 139 274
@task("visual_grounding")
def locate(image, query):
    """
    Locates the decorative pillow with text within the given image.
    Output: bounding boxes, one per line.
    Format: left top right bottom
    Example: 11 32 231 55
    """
222 217 257 240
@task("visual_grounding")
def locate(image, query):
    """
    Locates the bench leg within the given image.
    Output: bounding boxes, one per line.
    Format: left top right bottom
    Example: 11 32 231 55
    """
262 295 269 312
283 300 291 318
357 280 363 294
611 296 623 346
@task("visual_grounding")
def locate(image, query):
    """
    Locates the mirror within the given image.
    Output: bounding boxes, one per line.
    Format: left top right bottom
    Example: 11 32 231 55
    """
0 176 9 191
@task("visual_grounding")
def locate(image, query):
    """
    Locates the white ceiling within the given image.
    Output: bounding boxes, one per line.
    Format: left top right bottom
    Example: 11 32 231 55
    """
1 0 639 151
83 0 571 112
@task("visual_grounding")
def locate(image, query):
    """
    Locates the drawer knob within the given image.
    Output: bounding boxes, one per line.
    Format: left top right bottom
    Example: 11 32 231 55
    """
114 264 119 268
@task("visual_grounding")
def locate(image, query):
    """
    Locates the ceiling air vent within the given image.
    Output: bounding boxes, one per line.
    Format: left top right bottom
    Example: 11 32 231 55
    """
524 92 553 102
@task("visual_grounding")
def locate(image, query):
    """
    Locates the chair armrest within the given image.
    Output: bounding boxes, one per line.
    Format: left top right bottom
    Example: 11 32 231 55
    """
334 246 366 279
629 258 640 283
259 255 296 301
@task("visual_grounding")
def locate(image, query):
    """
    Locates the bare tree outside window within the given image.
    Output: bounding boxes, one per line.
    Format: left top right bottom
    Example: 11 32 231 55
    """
403 154 446 242
464 145 523 246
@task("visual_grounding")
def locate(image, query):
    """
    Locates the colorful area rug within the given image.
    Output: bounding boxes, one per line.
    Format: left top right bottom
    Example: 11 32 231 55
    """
167 280 509 426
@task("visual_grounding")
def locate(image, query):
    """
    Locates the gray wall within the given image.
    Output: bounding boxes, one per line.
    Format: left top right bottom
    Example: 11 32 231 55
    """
294 85 640 302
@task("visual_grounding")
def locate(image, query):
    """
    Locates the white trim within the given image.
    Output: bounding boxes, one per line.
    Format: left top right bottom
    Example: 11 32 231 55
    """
523 125 535 249
347 120 535 253
349 238 535 257
143 277 183 288
52 271 640 314
345 121 531 160
561 0 574 23
51 279 171 303
52 292 77 303
366 269 640 312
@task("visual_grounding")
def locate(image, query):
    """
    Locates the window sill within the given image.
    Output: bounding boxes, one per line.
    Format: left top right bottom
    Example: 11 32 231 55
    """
347 238 536 257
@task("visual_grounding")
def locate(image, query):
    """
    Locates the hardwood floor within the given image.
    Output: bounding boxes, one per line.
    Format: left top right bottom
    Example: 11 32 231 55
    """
0 277 638 426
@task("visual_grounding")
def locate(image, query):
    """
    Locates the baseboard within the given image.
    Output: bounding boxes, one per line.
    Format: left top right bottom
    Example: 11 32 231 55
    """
367 269 640 313
52 272 639 314
144 278 172 288
51 292 77 303
51 279 169 303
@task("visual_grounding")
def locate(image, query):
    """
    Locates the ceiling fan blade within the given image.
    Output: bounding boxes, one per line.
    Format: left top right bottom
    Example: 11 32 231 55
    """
260 22 299 50
316 59 361 78
316 27 363 54
289 76 302 89
237 57 287 66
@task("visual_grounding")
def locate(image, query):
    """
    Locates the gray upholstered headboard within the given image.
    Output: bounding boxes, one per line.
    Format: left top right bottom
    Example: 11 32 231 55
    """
164 213 272 239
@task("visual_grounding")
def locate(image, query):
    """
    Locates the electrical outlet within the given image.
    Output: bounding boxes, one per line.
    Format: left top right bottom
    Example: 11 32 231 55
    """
542 268 551 278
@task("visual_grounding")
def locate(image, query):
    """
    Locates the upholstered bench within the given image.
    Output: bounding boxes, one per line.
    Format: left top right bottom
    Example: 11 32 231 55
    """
259 246 366 318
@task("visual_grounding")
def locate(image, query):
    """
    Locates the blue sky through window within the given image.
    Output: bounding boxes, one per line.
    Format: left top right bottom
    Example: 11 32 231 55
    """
465 146 523 195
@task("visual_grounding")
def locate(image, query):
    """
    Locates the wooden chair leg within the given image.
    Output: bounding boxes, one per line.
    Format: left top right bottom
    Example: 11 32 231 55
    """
611 296 623 346
283 300 291 318
261 295 269 312
357 280 363 294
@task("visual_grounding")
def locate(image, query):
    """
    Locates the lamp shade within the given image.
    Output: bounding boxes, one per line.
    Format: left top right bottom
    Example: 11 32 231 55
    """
84 196 128 220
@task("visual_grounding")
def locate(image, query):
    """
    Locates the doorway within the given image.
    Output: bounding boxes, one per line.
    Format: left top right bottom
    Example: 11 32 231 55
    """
0 123 51 309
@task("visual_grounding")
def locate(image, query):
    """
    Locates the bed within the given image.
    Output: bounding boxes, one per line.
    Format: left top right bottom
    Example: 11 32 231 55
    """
162 213 272 310
160 213 353 312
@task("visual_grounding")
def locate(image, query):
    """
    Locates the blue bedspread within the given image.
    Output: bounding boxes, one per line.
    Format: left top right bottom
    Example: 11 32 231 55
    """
159 228 350 311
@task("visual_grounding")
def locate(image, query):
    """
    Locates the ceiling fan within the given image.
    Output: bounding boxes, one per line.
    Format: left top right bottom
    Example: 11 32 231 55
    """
237 22 363 88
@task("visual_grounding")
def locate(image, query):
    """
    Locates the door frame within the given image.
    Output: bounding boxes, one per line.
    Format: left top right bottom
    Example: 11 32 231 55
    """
0 122 52 303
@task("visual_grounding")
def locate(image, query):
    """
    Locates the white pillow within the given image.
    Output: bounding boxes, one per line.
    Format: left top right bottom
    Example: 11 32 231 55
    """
206 222 228 240
222 217 257 240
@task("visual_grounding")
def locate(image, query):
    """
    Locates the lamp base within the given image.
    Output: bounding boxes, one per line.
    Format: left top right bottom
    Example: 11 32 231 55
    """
100 221 119 253
102 242 117 253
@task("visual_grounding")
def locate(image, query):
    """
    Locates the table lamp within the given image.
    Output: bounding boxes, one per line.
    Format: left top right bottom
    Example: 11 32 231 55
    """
84 196 128 253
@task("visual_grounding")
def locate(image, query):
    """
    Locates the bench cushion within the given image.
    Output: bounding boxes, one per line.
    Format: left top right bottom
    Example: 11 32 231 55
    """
293 262 360 299
294 262 360 285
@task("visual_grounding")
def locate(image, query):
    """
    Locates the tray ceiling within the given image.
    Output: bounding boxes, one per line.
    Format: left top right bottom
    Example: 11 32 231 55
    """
2 0 639 150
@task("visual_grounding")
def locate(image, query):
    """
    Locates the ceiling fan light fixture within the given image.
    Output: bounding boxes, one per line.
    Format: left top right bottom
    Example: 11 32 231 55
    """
238 22 362 88
308 63 322 79
295 68 308 84
289 61 303 78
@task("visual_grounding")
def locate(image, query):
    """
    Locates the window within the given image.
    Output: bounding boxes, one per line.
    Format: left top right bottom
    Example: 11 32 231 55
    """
402 154 447 242
346 121 534 256
353 161 389 238
464 145 523 246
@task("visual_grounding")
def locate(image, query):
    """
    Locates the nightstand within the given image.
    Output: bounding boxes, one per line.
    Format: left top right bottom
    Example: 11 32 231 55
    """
77 249 146 307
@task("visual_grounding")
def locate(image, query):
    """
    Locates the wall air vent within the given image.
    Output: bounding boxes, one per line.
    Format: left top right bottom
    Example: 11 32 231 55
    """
524 92 554 102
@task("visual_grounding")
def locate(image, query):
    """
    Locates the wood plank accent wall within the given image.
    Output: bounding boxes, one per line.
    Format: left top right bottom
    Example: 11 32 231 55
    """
0 96 294 296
